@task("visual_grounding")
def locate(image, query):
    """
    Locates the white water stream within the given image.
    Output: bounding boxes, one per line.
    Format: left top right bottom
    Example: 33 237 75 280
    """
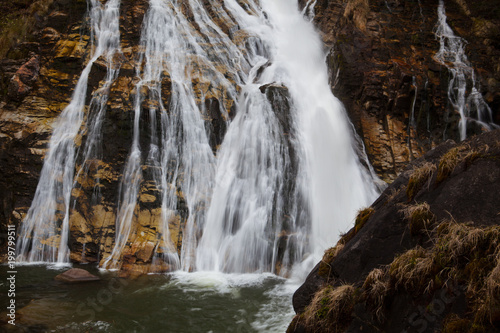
17 0 122 264
18 0 380 278
435 0 496 140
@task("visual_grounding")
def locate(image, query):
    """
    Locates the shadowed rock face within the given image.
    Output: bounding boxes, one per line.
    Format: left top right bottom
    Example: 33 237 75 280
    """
300 0 500 182
290 129 500 332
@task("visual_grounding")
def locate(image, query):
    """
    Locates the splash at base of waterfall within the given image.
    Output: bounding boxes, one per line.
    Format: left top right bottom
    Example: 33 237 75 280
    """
1 264 296 332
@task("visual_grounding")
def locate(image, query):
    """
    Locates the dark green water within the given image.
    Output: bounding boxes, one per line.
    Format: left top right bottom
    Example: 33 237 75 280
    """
1 265 296 332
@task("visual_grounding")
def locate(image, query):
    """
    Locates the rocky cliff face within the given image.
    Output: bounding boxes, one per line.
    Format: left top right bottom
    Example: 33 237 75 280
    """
0 0 499 276
289 129 500 333
300 0 500 182
0 0 297 275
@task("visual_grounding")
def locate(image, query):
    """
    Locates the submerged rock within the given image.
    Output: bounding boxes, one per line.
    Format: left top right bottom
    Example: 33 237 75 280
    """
54 268 100 283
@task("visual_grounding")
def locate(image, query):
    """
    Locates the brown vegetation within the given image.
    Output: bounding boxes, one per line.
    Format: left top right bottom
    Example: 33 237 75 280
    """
406 162 436 201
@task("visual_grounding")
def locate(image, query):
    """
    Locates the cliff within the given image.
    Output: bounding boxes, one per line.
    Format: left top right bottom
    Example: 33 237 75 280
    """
288 1 500 331
289 128 500 332
300 0 500 182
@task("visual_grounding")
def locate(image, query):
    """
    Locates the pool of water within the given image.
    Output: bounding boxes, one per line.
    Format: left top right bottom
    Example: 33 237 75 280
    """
1 264 297 332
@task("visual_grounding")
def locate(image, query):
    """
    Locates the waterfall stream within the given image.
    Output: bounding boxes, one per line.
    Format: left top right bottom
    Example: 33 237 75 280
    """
17 0 380 277
435 0 497 140
17 0 122 264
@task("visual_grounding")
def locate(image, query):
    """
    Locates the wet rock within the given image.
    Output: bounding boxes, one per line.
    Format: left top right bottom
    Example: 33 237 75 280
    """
7 55 40 102
54 268 100 283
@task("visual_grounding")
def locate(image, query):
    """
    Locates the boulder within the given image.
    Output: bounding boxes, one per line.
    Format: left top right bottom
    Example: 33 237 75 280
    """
54 268 100 283
289 129 500 332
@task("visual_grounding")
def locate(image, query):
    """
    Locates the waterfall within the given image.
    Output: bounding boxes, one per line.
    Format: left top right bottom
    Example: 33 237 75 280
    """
302 0 318 20
17 0 122 264
197 0 380 274
18 0 380 275
435 0 496 140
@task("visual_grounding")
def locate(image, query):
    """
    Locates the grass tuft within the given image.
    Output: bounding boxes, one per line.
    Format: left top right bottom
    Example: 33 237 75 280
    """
303 284 357 332
363 268 390 322
318 244 345 278
436 147 460 184
406 162 436 201
401 202 436 236
389 246 436 292
354 207 374 233
338 207 375 246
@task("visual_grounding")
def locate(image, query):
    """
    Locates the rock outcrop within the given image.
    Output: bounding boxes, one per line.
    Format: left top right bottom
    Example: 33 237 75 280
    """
300 0 500 182
288 129 500 332
0 0 297 274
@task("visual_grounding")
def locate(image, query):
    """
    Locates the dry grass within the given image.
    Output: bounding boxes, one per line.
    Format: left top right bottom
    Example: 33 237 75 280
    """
296 220 500 332
389 246 436 292
401 202 436 236
354 207 374 233
317 207 374 278
406 162 436 201
338 206 375 246
385 221 500 328
463 149 483 169
436 143 492 184
318 244 345 278
384 186 403 204
483 251 500 324
362 268 390 322
436 147 460 183
302 284 357 332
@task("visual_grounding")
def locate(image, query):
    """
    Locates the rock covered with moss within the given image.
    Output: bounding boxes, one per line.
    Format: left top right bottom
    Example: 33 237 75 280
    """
289 129 500 333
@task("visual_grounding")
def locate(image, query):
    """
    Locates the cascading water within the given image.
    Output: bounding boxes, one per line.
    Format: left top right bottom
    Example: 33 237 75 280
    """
197 0 380 275
302 0 318 20
16 0 122 264
18 0 380 277
435 0 497 140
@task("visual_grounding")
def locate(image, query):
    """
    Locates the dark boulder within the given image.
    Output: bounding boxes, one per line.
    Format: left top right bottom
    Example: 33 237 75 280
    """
290 129 500 332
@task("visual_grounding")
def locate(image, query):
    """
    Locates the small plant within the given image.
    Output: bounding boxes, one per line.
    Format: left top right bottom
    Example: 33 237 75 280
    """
406 162 436 201
339 207 375 245
318 244 345 277
303 284 357 332
401 202 436 236
436 147 460 184
363 267 390 322
354 207 374 233
389 246 435 292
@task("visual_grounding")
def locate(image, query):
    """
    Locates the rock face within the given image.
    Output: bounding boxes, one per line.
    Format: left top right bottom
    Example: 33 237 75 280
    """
289 129 500 332
0 0 297 274
300 0 500 182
